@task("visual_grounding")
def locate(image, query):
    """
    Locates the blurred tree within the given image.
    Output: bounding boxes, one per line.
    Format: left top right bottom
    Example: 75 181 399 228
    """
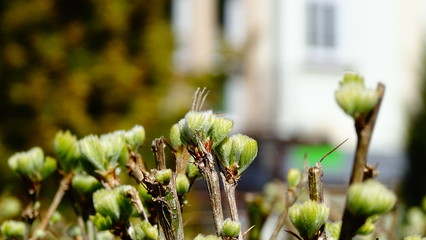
0 0 227 191
404 52 426 207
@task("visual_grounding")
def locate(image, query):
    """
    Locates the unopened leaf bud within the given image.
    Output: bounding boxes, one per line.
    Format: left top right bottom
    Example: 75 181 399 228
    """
186 158 200 179
155 169 172 184
141 221 158 240
93 189 120 221
221 218 241 238
8 147 57 181
335 72 379 118
54 130 81 172
90 213 114 231
289 200 330 240
0 196 22 219
356 217 376 236
325 221 341 240
79 135 107 173
347 180 396 217
287 168 301 188
180 111 216 145
49 211 62 225
1 220 26 239
176 174 190 195
170 124 182 148
210 117 233 147
40 156 57 180
137 184 153 203
100 132 127 167
125 125 145 151
72 174 102 194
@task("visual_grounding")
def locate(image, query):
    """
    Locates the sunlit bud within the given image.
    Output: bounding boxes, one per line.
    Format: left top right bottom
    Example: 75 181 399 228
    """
49 211 62 225
216 134 258 175
356 215 378 236
347 180 396 217
140 221 158 240
125 125 145 151
54 130 81 172
194 234 221 240
210 117 233 147
100 132 127 167
186 158 200 179
176 174 190 195
335 72 378 118
72 174 102 194
404 235 426 240
0 196 22 219
67 225 82 238
90 213 114 231
179 111 216 145
8 147 57 181
1 220 26 239
137 184 153 203
93 189 120 221
221 218 241 238
79 135 107 173
289 200 330 240
170 123 182 148
287 168 301 188
114 185 136 219
155 169 172 184
325 221 341 240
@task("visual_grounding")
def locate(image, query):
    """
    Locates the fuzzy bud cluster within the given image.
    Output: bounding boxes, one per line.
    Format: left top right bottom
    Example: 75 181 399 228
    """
347 179 396 217
335 72 379 118
215 134 258 175
289 200 330 240
8 147 57 182
1 220 26 239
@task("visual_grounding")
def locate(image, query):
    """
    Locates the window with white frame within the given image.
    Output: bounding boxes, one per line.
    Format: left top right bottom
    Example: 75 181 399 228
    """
306 0 339 63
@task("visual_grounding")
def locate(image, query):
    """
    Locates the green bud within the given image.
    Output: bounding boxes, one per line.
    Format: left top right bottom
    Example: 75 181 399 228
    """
93 188 120 221
287 168 301 188
1 220 26 239
340 71 365 86
72 174 102 194
325 221 341 240
186 158 200 179
404 235 426 240
49 211 62 225
176 174 190 195
100 132 127 168
139 221 158 240
0 196 22 219
194 234 221 240
289 200 330 240
335 72 378 118
170 124 182 148
179 111 216 145
209 117 233 147
137 184 153 203
215 134 258 175
79 135 107 173
347 180 396 217
90 212 114 231
67 225 82 238
356 215 377 236
114 185 136 219
221 218 241 238
8 147 57 181
155 169 172 184
125 125 145 151
40 156 57 180
54 130 81 172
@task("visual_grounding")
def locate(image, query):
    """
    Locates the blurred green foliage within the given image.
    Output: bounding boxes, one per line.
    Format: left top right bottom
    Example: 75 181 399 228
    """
0 0 227 192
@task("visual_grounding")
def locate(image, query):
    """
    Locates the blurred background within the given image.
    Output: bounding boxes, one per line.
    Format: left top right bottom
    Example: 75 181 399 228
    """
1 0 426 231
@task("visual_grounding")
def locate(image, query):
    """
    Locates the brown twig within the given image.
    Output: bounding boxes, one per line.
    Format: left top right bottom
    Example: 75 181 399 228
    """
29 172 74 240
221 172 242 240
339 83 385 240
